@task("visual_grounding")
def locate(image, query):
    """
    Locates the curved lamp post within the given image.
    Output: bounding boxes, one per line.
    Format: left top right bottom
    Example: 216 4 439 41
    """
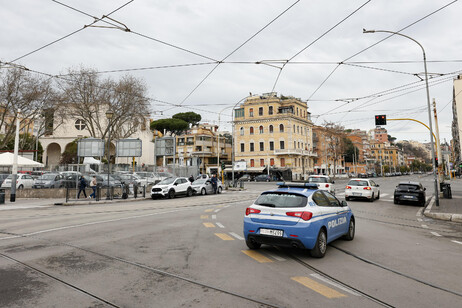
105 109 114 200
363 29 439 206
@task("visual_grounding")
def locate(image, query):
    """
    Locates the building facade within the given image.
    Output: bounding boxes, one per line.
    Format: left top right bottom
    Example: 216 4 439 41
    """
233 93 316 180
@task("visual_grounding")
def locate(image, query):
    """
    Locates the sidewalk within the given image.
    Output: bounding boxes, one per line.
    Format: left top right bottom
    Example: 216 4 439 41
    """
424 177 462 223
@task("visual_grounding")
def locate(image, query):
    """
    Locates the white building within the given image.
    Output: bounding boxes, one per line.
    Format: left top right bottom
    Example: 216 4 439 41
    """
40 110 155 168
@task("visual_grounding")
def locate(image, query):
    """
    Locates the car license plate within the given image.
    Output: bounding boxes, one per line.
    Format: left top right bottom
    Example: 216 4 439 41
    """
352 192 361 196
260 228 283 237
403 195 414 199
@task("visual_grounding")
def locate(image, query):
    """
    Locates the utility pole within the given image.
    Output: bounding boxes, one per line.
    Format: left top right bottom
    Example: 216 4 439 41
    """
433 99 443 185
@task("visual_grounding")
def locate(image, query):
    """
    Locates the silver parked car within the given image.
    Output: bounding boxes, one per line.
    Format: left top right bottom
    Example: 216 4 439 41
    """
33 173 65 189
191 178 223 195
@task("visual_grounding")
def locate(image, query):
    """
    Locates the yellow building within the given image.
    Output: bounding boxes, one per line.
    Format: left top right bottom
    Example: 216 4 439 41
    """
369 141 403 172
233 93 316 180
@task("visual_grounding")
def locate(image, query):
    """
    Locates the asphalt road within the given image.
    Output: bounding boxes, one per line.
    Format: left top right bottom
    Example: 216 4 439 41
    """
0 175 461 307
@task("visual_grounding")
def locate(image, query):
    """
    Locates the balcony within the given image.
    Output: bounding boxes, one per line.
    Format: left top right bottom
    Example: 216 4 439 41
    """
274 149 317 157
191 150 213 156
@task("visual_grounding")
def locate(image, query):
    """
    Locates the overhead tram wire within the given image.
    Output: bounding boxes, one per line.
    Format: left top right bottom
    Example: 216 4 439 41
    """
306 0 459 108
167 0 302 110
9 0 135 64
270 0 372 93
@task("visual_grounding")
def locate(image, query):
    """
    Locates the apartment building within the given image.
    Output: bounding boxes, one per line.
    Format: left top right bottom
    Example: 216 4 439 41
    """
233 93 316 180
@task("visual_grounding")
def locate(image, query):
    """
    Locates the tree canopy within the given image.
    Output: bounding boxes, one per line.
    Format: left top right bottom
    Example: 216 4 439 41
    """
150 118 189 136
172 112 201 127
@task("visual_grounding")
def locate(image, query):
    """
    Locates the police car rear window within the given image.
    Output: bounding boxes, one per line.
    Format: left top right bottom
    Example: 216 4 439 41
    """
255 192 307 208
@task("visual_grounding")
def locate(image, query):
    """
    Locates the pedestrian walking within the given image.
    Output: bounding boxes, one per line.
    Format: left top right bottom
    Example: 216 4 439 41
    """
77 176 87 198
89 175 97 199
211 173 218 194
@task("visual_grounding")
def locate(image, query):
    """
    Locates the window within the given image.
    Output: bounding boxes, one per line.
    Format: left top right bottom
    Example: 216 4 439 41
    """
240 127 244 136
294 141 296 149
75 119 86 130
240 143 245 152
259 126 264 134
249 108 254 117
250 127 254 135
269 141 274 151
259 142 264 151
280 158 285 167
250 159 255 167
259 107 263 116
260 159 265 167
269 125 273 133
250 143 254 152
270 158 275 166
279 124 284 132
269 106 273 115
312 191 329 207
280 140 285 149
235 108 244 118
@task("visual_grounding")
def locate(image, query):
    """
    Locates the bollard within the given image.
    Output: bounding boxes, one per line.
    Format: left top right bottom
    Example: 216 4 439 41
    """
0 188 5 204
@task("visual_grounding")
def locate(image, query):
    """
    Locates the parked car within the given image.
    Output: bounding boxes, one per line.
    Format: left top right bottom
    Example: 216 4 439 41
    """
254 174 271 182
238 174 254 182
150 177 193 199
0 173 9 186
191 178 223 195
307 175 335 195
394 181 426 206
134 172 161 185
114 174 142 187
33 173 65 188
60 171 82 188
98 174 123 188
1 174 35 189
345 178 380 202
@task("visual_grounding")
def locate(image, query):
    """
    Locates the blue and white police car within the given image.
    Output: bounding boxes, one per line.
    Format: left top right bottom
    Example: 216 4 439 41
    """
243 182 355 258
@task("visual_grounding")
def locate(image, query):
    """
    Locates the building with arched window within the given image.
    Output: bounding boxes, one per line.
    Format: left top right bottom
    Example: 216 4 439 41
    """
233 92 316 180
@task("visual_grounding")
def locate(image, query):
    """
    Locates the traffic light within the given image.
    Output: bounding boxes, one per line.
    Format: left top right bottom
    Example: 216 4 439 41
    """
375 115 387 126
221 161 226 170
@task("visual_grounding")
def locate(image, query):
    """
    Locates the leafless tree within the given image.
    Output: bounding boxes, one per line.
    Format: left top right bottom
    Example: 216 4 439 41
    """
322 121 345 176
0 67 61 150
57 67 151 142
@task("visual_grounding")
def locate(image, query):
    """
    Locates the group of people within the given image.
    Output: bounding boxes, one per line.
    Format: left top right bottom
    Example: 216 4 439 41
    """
77 175 98 199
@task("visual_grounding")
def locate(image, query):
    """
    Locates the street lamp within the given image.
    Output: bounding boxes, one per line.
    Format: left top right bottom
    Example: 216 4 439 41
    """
10 109 21 202
105 109 114 200
363 29 439 206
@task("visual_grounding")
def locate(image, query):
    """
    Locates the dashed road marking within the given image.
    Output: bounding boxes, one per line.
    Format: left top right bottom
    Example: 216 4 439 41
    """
451 240 462 245
421 225 429 229
430 232 442 237
211 214 217 220
214 209 221 213
310 274 360 296
203 222 215 228
265 252 286 261
291 276 346 299
215 222 225 228
205 209 214 213
229 232 244 240
381 193 389 197
242 250 273 263
215 233 234 241
200 215 209 219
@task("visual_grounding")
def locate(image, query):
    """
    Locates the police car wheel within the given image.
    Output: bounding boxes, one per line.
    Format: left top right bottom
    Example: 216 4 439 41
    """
246 239 261 249
168 189 175 199
343 219 355 241
201 188 206 195
310 229 327 258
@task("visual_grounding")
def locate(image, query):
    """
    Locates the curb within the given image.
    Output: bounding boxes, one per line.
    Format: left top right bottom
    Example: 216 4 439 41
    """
423 195 462 222
56 197 149 206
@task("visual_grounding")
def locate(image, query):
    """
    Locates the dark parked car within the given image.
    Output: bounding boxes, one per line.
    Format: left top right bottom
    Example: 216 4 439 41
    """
254 174 271 182
394 181 426 206
238 174 254 182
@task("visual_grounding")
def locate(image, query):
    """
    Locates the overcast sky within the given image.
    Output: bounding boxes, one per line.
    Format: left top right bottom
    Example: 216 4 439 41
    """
2 0 461 143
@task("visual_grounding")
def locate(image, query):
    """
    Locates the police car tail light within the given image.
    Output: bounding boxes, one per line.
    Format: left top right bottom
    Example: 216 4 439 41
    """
246 208 261 215
363 186 372 190
346 186 352 189
286 211 313 221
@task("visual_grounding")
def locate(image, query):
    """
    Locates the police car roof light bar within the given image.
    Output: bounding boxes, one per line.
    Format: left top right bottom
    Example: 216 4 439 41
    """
277 182 318 189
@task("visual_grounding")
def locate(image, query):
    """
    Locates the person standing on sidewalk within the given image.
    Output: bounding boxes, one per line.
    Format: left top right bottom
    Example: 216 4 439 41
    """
77 176 87 198
89 176 97 199
211 173 218 194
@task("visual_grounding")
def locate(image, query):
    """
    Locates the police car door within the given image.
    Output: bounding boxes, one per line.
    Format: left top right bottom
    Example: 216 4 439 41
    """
311 191 338 241
322 191 348 240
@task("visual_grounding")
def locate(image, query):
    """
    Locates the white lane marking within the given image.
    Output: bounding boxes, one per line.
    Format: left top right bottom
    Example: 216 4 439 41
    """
211 215 217 220
451 240 462 245
430 232 442 237
214 209 221 213
0 208 187 241
215 222 225 228
229 232 244 240
310 274 360 296
417 218 423 222
265 252 286 261
382 199 393 202
416 208 424 217
381 193 389 197
421 225 429 229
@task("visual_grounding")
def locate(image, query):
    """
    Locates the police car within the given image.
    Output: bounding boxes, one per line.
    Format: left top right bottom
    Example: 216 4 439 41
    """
243 182 355 258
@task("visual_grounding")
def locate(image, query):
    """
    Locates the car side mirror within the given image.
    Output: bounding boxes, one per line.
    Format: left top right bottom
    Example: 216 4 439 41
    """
341 200 348 207
174 183 178 186
332 181 335 184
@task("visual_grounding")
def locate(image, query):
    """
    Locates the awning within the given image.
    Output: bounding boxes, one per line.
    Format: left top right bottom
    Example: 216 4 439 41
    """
83 157 102 165
246 167 265 172
0 152 44 167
